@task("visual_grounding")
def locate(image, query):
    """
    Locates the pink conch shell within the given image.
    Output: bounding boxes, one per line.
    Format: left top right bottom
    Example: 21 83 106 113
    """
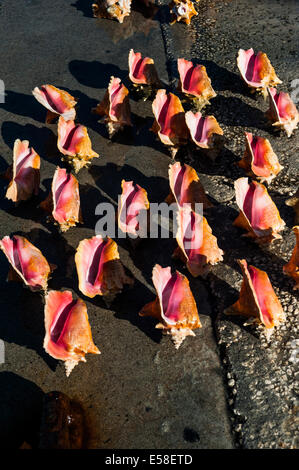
40 167 82 232
238 132 283 184
166 161 213 210
0 235 51 291
266 87 299 137
93 76 132 137
75 235 133 299
151 89 189 154
44 290 100 376
226 259 285 339
286 188 299 225
283 226 299 290
185 110 223 149
233 177 285 243
169 0 198 25
32 85 77 123
118 180 150 237
174 207 223 277
5 139 40 202
128 49 160 87
92 0 131 23
140 264 201 349
57 116 99 172
237 48 281 96
177 59 216 109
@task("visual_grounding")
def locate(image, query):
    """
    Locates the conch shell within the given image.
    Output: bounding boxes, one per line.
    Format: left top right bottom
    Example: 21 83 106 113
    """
286 188 299 225
238 132 283 184
40 167 82 232
32 84 77 123
237 48 282 96
283 226 299 290
185 110 223 149
166 161 213 211
139 264 201 349
0 235 51 292
151 89 189 156
225 259 285 339
169 0 198 25
75 235 133 300
174 207 223 277
57 116 99 172
5 139 40 202
233 177 285 243
118 180 150 237
177 59 216 109
92 0 131 23
266 87 299 137
128 49 160 87
93 76 132 137
44 290 100 376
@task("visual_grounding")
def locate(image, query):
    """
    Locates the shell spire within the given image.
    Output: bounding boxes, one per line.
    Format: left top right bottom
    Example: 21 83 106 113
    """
92 0 131 23
169 0 198 25
140 264 201 349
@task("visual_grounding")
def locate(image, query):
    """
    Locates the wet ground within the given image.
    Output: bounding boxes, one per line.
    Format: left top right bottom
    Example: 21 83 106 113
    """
0 0 298 449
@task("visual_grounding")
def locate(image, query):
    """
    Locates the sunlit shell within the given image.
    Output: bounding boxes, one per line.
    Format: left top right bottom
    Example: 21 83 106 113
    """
286 188 299 225
57 117 99 172
283 226 299 290
266 87 299 137
177 59 216 109
237 48 281 97
93 76 132 137
5 139 40 202
92 0 131 23
169 0 198 25
167 161 213 211
185 110 223 149
40 167 82 232
44 290 100 376
75 235 133 299
32 84 77 123
151 89 189 155
225 259 285 339
0 235 51 292
140 264 201 348
174 207 223 277
118 180 150 237
233 177 285 243
128 49 160 87
238 132 283 184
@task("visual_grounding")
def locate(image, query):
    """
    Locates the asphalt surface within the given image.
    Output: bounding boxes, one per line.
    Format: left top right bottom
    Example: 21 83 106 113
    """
0 0 298 449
